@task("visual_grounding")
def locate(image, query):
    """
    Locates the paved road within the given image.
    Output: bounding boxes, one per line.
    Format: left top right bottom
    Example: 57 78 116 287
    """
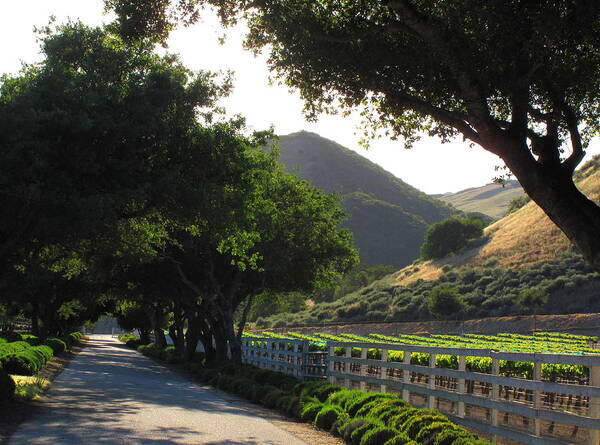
9 336 309 445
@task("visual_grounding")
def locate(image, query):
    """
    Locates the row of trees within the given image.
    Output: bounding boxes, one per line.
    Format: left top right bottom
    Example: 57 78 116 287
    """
0 21 358 363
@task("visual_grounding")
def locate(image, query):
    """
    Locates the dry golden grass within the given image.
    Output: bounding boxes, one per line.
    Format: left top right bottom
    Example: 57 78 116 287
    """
394 171 600 286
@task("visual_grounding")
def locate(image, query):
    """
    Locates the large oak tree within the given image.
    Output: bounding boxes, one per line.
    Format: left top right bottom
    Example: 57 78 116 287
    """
106 0 600 271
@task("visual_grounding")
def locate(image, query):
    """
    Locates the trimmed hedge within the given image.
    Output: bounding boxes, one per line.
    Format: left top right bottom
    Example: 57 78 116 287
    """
314 404 345 431
116 341 489 445
3 345 54 375
45 338 67 355
360 426 402 445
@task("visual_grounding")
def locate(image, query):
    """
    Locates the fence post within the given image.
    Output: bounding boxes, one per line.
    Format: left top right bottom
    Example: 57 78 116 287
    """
328 346 336 384
588 365 600 445
533 361 542 438
457 355 466 418
344 346 352 389
428 353 437 409
402 351 411 402
360 347 368 391
380 349 388 393
491 357 500 444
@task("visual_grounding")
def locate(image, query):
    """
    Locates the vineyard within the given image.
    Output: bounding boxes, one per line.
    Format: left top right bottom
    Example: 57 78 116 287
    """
243 331 600 445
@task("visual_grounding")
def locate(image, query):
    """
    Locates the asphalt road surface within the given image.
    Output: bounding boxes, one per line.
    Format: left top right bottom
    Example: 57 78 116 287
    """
9 335 309 445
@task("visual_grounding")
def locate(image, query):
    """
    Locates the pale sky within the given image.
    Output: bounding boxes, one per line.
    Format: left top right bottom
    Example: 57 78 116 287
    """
1 0 598 194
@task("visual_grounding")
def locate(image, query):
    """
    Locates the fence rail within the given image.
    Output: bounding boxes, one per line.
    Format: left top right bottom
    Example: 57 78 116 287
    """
242 337 600 445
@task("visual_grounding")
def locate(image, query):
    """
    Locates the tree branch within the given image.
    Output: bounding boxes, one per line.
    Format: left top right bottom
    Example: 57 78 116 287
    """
386 93 483 147
383 0 492 123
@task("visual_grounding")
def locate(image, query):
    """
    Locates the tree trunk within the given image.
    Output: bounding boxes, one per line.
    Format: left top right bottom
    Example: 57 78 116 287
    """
501 144 600 273
150 306 167 348
31 300 40 337
139 328 151 344
221 309 242 365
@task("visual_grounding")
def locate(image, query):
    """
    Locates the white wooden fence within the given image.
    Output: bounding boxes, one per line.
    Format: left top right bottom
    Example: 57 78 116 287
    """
241 337 327 380
242 337 600 445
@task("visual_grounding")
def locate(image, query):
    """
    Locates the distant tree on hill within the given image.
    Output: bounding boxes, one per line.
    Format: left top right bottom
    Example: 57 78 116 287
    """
505 195 531 216
420 217 484 260
427 285 466 320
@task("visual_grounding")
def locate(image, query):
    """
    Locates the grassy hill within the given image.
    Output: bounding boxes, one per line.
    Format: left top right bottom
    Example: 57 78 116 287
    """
256 156 600 328
277 131 455 266
435 180 524 219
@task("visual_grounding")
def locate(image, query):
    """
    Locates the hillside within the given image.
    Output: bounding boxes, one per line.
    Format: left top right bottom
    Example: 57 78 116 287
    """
435 180 524 219
395 157 600 286
256 156 600 328
277 132 455 266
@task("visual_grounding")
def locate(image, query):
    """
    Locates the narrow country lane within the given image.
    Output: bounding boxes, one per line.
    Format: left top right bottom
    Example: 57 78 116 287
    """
8 336 310 445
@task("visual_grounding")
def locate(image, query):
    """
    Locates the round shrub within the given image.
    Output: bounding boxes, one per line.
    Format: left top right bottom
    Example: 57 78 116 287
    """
313 384 343 402
347 393 397 416
360 427 402 445
45 338 67 355
356 400 383 417
350 421 382 445
433 427 474 445
285 396 302 418
300 401 324 422
3 345 53 375
402 413 449 439
261 387 286 409
22 335 40 346
388 408 427 429
384 437 418 445
0 369 15 401
414 421 460 444
341 419 369 442
330 412 350 436
326 389 363 409
314 405 344 431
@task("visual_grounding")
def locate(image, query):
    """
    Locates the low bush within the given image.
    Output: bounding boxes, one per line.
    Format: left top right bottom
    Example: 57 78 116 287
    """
45 338 67 355
300 400 324 422
433 427 475 445
414 421 461 444
118 333 137 343
21 335 41 346
360 426 402 445
383 436 418 445
350 420 383 445
401 412 449 439
314 404 345 431
347 393 397 416
66 332 83 346
3 345 54 375
0 368 15 401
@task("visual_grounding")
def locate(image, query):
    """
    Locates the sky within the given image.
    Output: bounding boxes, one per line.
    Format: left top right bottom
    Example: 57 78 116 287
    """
1 0 598 194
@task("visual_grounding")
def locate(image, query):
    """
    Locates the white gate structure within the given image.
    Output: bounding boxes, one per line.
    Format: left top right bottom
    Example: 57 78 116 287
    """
242 336 600 445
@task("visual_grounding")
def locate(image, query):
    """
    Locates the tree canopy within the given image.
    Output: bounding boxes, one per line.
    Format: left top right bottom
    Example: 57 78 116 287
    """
105 0 600 273
0 21 358 363
420 217 484 260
